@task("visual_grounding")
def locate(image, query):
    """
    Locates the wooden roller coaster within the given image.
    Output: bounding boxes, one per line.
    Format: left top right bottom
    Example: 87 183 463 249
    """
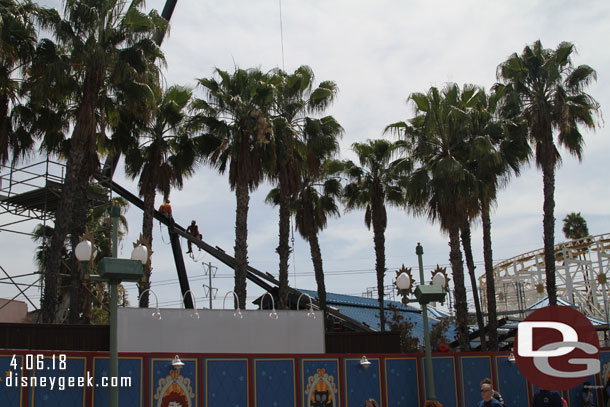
479 233 610 321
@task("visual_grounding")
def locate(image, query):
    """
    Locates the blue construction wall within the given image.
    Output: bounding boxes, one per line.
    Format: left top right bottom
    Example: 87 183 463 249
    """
1 350 609 407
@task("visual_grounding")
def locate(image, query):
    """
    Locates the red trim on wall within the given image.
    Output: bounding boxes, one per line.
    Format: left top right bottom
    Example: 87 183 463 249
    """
453 354 463 407
22 361 29 407
85 354 92 407
489 353 498 391
143 355 149 407
248 356 254 407
338 355 345 407
198 355 204 407
378 356 386 407
295 357 302 407
413 356 422 402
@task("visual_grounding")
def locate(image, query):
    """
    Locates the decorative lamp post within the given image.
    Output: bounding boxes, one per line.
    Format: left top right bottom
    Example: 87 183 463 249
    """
75 203 147 407
395 243 447 403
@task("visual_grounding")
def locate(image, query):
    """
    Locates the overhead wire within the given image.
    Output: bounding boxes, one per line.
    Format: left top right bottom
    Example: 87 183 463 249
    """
147 256 511 292
278 0 285 70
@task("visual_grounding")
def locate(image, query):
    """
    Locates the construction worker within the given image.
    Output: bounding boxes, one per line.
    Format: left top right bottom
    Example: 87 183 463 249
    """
186 220 202 253
159 199 172 218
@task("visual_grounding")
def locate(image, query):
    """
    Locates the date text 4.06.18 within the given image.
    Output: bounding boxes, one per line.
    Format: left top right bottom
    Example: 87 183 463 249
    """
9 354 67 371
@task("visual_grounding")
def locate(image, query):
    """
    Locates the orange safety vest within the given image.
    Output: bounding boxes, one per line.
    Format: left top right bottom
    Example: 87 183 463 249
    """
159 203 172 216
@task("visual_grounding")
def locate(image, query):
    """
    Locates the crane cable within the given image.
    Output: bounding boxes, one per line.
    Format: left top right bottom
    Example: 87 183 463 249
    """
279 0 285 70
291 214 296 288
159 221 171 245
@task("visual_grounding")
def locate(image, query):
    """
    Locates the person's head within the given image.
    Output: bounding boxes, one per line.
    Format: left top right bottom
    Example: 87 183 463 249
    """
191 220 196 225
364 399 378 407
480 383 493 402
480 378 493 388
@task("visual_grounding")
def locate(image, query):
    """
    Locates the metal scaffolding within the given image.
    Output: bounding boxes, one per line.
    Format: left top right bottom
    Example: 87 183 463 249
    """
0 159 66 235
0 158 108 315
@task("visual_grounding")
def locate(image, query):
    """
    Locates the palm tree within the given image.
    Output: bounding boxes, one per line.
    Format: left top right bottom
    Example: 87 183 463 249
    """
496 40 600 305
38 0 166 322
563 212 589 240
0 0 40 164
387 83 478 351
123 84 196 308
80 194 129 322
293 165 342 316
31 194 129 323
267 66 341 308
465 87 530 350
342 139 409 331
459 219 487 350
192 67 274 309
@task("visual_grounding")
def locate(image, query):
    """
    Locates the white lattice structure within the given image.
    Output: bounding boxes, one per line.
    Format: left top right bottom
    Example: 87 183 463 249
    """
479 233 610 321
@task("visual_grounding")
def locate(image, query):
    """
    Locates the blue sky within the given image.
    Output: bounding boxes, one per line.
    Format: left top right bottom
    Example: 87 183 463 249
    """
1 0 609 312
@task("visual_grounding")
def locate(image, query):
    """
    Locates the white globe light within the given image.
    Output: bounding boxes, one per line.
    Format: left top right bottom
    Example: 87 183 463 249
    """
75 240 93 261
131 245 148 265
396 273 411 290
432 272 446 287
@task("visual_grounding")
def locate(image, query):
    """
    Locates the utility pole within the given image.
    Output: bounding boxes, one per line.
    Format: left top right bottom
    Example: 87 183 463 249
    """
202 262 217 309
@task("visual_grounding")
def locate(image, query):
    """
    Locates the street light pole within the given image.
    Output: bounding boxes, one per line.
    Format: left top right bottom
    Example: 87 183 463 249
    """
417 243 437 402
77 203 147 407
109 204 120 407
395 243 446 405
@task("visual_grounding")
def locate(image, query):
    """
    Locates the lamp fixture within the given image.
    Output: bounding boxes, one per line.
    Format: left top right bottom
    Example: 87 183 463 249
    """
395 265 415 299
138 289 162 319
261 292 278 319
171 355 184 369
182 290 200 319
507 353 516 364
130 245 149 265
223 291 243 319
76 239 93 280
75 239 94 262
396 271 411 291
297 293 316 319
431 271 446 287
360 356 371 369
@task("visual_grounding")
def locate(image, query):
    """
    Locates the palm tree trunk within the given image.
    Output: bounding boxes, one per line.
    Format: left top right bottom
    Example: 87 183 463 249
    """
234 179 250 309
139 186 156 307
0 94 9 164
542 143 557 305
308 231 327 318
460 221 486 350
68 172 89 323
449 223 470 351
43 164 76 322
277 182 291 309
373 214 386 332
481 197 499 350
42 67 102 322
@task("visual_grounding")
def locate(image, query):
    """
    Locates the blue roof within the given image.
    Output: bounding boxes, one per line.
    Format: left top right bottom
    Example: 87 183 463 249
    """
528 297 606 326
298 289 455 343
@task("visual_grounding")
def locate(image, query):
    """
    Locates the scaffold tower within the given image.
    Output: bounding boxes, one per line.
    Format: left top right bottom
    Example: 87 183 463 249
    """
0 159 109 315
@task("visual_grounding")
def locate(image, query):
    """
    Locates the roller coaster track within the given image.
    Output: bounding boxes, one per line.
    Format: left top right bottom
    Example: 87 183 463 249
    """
479 233 610 321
